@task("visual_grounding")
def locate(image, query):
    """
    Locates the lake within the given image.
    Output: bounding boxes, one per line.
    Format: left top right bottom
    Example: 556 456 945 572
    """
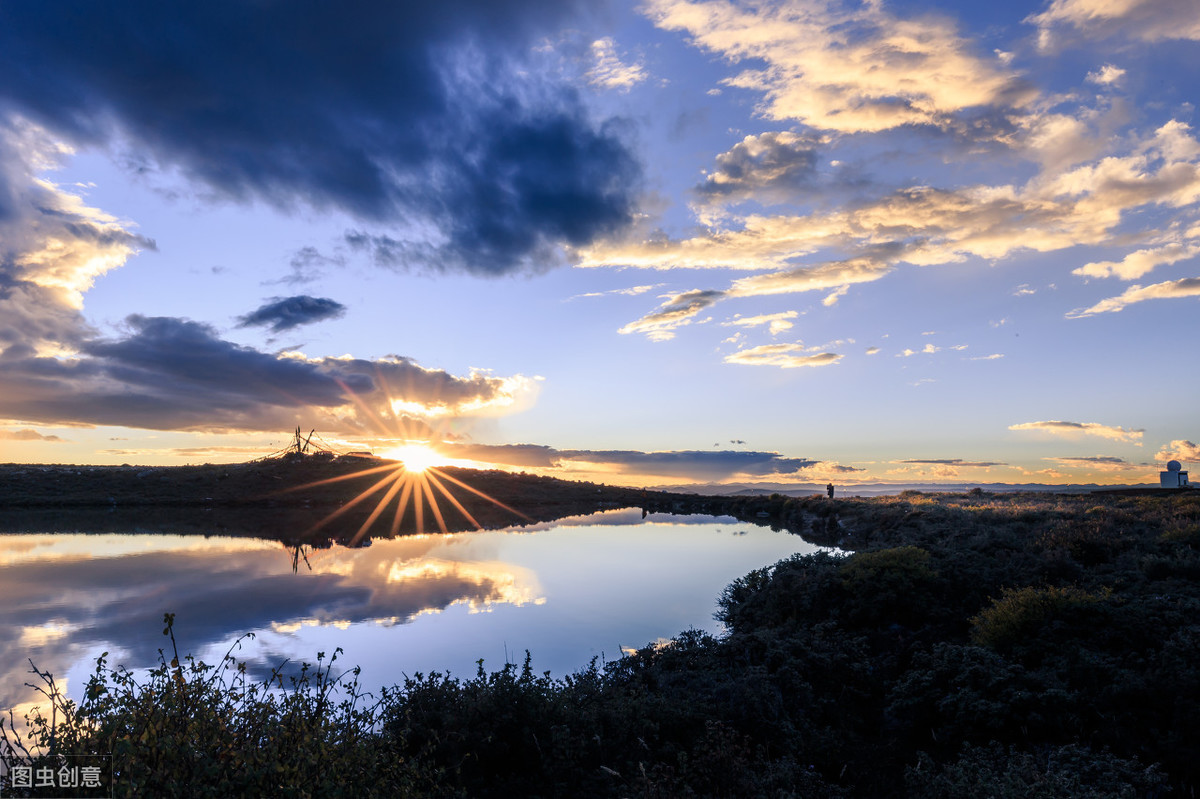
0 509 825 716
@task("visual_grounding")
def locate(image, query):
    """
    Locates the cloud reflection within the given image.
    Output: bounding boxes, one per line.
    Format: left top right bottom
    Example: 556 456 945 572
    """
0 533 541 715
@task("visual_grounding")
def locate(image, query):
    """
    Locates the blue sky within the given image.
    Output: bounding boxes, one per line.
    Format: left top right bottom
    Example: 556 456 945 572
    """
1 0 1197 486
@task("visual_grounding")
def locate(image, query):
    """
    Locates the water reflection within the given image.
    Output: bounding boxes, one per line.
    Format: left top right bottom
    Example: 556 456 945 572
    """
1 509 823 719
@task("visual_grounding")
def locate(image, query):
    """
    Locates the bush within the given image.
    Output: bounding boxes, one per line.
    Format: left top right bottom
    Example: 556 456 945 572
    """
1 614 417 798
906 742 1168 798
970 585 1109 652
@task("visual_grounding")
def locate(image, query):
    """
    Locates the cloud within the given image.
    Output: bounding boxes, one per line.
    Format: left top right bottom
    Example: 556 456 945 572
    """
694 132 819 209
1086 64 1126 86
0 428 64 442
0 122 535 437
645 0 1033 134
618 289 725 341
1043 455 1138 471
1066 276 1200 317
568 284 661 300
723 343 842 369
897 459 1006 467
1155 440 1200 463
435 442 825 481
237 296 348 333
1009 420 1144 444
437 441 825 480
586 118 1200 350
0 0 641 275
1027 0 1200 48
570 448 816 480
720 311 798 336
0 535 543 716
277 247 346 286
897 343 941 357
586 38 648 92
0 120 155 358
0 315 533 434
1072 243 1200 280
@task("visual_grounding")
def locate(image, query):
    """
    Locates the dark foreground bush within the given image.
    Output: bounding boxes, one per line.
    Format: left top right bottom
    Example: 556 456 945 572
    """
1 614 419 798
906 742 1168 798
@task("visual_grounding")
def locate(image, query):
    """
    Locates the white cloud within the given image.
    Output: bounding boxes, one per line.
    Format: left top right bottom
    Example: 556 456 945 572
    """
645 0 1032 134
587 121 1200 275
1066 276 1200 317
1072 242 1200 280
1028 0 1200 48
694 131 819 212
721 311 798 336
569 284 662 300
723 343 842 369
0 119 154 357
822 285 849 306
727 255 895 297
585 38 647 92
1086 64 1126 86
1009 420 1144 444
1156 440 1200 463
618 289 725 341
586 120 1200 343
897 343 939 357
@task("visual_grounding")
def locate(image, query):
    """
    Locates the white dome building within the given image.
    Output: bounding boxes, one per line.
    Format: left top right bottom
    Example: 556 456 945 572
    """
1160 460 1190 489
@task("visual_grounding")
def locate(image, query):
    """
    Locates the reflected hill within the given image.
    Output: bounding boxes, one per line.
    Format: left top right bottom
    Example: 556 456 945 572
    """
0 457 819 544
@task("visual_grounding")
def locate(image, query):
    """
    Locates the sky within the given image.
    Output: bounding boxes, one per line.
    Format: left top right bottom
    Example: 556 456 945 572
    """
0 0 1198 488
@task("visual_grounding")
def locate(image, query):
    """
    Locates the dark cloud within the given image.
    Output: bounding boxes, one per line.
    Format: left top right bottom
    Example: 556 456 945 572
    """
237 296 347 333
443 443 562 468
1049 456 1133 466
0 315 526 433
444 442 818 481
0 0 640 275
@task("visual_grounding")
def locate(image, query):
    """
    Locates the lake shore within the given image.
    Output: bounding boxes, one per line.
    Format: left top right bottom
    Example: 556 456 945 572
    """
0 458 829 542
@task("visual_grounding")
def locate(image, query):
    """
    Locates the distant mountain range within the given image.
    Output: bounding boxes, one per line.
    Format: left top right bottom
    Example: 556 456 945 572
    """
647 481 1159 497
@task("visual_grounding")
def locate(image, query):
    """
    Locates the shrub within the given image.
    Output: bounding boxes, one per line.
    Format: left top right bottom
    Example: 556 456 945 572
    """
1 614 417 798
906 742 1168 798
969 585 1109 652
838 546 939 628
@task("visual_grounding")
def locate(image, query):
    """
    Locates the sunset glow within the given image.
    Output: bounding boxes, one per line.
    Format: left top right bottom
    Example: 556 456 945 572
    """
381 444 447 473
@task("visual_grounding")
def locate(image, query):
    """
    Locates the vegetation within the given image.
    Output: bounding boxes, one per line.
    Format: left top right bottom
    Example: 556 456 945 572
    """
3 490 1197 796
0 459 807 540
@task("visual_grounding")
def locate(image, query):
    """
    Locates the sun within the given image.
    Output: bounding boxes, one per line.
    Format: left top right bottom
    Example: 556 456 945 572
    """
277 436 527 544
382 443 445 473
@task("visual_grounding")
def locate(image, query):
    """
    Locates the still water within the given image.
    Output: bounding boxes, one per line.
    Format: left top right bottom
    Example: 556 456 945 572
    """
1 509 823 713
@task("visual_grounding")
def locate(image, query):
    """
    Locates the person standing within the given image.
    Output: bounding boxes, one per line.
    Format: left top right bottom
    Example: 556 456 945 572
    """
826 483 834 499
